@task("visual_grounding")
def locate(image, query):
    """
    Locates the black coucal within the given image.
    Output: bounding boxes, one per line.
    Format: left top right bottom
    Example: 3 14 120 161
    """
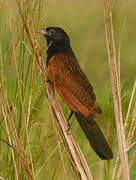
39 27 113 160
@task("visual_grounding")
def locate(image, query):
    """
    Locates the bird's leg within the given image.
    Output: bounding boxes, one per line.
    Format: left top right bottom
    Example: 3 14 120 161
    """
46 79 54 93
67 111 74 130
68 111 74 122
46 79 51 83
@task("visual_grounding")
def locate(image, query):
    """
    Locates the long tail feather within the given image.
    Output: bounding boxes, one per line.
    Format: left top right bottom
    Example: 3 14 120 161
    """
75 113 113 160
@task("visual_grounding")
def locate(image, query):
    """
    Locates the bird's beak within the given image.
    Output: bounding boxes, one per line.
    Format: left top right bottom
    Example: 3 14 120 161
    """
38 28 48 36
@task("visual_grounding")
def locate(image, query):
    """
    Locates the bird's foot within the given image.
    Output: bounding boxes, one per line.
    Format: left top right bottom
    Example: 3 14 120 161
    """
66 111 73 132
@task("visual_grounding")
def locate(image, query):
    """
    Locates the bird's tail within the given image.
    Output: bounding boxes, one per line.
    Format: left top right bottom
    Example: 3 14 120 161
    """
75 113 113 160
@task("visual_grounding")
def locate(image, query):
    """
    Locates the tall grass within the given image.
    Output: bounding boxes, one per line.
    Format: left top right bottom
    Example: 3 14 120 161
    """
104 1 129 179
0 0 136 179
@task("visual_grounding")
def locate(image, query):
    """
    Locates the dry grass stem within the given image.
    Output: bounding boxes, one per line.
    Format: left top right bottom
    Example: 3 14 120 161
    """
116 87 136 178
5 0 35 179
49 103 68 180
104 0 130 179
124 80 136 129
127 102 136 146
0 75 32 179
1 106 19 180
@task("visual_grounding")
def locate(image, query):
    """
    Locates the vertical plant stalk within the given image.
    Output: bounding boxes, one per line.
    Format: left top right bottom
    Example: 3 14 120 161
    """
124 80 136 129
16 0 93 179
116 87 136 180
1 105 19 180
48 103 68 180
5 0 35 179
113 63 136 180
0 77 32 179
127 102 136 147
104 1 130 180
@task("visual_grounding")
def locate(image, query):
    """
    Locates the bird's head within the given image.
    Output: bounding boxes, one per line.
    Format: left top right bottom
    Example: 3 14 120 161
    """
39 27 70 45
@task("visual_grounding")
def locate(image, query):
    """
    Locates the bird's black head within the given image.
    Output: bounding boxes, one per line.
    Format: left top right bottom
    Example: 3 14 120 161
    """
39 27 70 45
39 26 75 66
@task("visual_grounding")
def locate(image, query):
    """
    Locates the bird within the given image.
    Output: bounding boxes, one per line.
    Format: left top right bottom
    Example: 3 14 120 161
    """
39 27 113 160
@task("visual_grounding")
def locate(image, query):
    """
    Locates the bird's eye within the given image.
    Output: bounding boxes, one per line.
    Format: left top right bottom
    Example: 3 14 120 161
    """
50 29 56 36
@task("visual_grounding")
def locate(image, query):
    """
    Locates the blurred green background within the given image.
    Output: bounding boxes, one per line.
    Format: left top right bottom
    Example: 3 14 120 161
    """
0 0 136 179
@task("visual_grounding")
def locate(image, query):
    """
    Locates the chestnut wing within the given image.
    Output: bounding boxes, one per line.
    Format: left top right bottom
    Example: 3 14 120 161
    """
47 53 100 117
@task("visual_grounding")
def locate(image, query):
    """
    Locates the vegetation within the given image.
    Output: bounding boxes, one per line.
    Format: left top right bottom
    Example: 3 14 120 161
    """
0 0 135 179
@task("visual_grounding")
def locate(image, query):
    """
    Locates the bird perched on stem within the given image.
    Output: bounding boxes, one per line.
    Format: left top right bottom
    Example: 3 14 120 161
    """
39 27 113 160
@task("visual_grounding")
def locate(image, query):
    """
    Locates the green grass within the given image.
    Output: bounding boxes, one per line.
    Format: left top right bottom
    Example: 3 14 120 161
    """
0 0 136 179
